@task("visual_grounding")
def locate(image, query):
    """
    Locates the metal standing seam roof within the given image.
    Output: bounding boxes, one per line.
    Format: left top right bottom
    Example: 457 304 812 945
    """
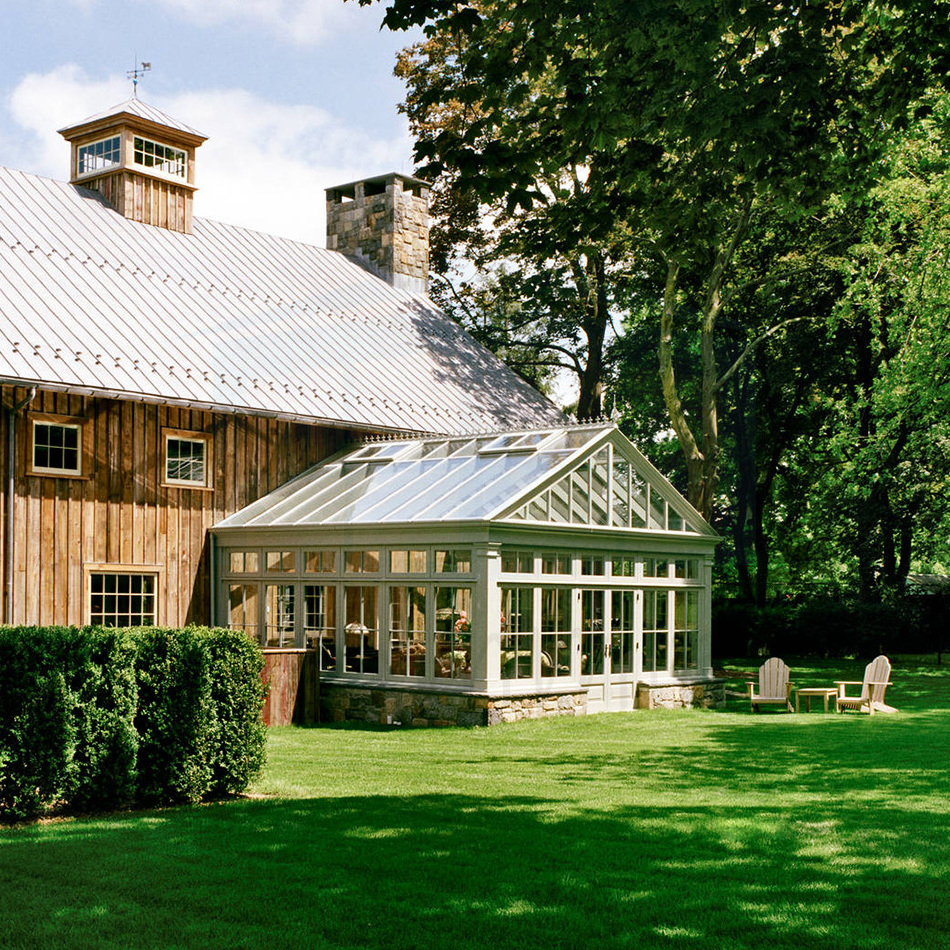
57 98 207 139
213 424 717 534
0 165 563 435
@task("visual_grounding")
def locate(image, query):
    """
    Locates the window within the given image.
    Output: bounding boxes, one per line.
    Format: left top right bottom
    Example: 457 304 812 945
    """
674 590 700 670
345 550 379 573
611 590 635 674
541 587 571 678
435 550 471 573
78 135 120 174
643 590 668 673
305 585 336 670
643 558 669 579
500 587 534 679
501 549 533 574
228 583 259 642
434 587 471 679
266 551 296 573
30 416 83 476
390 586 426 677
264 584 296 647
673 558 699 579
390 550 426 574
134 136 187 178
612 556 636 578
89 572 157 627
164 432 210 487
580 590 606 676
541 553 571 575
229 551 260 574
581 556 604 576
344 585 379 673
305 550 337 574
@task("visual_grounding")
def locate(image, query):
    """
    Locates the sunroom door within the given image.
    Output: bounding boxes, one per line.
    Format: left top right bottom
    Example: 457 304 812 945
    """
607 588 639 711
580 589 609 713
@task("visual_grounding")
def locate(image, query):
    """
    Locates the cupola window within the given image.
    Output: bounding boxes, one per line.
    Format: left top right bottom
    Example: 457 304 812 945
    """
133 136 186 179
77 136 121 175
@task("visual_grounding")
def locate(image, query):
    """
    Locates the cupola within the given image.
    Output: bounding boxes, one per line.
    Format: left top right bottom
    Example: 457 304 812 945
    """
58 98 207 234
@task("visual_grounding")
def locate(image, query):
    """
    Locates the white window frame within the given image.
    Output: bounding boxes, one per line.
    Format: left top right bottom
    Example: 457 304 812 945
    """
163 428 212 489
77 135 121 175
28 413 86 478
86 567 161 628
133 135 187 179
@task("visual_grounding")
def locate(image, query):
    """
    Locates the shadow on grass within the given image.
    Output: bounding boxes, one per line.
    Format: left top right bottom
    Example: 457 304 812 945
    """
2 775 949 949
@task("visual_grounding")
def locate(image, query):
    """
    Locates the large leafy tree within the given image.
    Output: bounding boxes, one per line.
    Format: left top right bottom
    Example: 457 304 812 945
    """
781 93 950 601
360 0 947 522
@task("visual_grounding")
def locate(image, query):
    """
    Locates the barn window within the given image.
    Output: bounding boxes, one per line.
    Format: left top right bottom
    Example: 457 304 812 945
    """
163 429 211 488
29 415 85 477
89 572 157 627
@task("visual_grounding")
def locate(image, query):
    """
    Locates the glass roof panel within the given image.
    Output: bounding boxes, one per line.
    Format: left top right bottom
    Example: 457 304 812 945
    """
214 424 710 535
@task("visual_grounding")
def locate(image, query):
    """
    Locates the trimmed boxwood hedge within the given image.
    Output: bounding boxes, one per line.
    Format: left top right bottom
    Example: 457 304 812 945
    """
0 626 266 821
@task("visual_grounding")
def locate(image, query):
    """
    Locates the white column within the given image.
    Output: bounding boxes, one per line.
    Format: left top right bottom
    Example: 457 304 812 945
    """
471 542 502 690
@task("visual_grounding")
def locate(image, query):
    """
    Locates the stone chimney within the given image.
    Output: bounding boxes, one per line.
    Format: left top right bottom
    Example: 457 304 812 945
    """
326 173 430 295
59 98 207 234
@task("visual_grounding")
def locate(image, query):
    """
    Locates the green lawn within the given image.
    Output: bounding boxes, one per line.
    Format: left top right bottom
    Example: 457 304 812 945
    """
3 657 950 950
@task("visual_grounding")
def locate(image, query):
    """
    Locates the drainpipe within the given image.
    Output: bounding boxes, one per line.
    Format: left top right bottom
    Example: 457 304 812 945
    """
5 387 36 625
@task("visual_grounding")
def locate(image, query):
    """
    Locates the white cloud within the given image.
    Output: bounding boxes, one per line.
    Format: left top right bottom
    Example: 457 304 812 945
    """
150 0 369 46
4 66 414 244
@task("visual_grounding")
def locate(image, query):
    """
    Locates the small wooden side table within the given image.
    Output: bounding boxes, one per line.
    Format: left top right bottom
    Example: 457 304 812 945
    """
795 687 838 713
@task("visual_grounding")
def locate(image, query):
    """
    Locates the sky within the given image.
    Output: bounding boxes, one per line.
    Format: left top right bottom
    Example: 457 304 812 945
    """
0 0 421 244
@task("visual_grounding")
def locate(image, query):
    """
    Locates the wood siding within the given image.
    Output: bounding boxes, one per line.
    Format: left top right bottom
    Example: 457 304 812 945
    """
1 386 355 627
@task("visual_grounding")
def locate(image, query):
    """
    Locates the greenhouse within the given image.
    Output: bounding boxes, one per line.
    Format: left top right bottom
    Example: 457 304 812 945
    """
211 424 722 725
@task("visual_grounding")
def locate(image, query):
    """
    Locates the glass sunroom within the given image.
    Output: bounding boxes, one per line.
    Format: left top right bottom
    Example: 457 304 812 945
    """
211 424 720 724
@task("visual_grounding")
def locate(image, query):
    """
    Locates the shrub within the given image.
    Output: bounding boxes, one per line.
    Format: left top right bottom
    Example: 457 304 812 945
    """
133 627 266 804
0 627 138 820
0 625 265 820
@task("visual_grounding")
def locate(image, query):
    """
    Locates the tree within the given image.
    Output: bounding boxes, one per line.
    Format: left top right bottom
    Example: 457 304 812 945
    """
360 0 942 521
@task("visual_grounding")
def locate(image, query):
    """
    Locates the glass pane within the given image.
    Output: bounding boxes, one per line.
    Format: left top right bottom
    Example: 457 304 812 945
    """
435 550 471 573
570 463 590 524
434 587 472 679
228 583 259 642
580 590 605 676
264 584 295 647
267 551 295 573
590 449 610 526
390 586 427 677
611 459 630 527
649 489 667 530
305 550 336 573
304 585 336 670
344 586 379 673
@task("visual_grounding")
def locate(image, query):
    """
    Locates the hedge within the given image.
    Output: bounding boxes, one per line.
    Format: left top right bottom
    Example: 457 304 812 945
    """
0 626 266 821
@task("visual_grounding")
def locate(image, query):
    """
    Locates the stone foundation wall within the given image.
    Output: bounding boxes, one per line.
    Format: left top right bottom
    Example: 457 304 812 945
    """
320 684 588 728
636 680 726 710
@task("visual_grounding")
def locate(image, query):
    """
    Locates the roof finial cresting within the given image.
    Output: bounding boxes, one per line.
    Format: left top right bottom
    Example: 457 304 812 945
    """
127 60 151 98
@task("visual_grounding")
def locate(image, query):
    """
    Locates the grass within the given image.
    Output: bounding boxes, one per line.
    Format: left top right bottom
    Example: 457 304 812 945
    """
3 656 950 950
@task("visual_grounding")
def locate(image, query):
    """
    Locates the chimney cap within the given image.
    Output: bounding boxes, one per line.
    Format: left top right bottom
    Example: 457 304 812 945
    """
326 172 430 201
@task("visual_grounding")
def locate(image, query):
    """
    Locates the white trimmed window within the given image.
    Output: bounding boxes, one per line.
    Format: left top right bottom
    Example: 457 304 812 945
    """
163 430 211 488
78 135 121 175
30 416 84 476
134 136 186 179
89 572 157 627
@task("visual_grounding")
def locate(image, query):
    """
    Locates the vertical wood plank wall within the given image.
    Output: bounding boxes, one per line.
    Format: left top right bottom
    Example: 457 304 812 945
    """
0 386 355 628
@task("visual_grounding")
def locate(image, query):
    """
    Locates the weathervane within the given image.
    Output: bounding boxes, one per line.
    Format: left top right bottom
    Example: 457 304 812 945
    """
127 61 151 97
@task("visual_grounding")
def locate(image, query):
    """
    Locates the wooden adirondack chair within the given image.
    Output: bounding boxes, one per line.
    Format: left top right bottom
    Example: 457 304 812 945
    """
748 657 794 712
835 655 895 715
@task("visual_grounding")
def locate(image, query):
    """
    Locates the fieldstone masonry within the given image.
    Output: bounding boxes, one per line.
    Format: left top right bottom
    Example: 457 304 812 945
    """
636 679 726 710
326 173 430 295
320 684 589 727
